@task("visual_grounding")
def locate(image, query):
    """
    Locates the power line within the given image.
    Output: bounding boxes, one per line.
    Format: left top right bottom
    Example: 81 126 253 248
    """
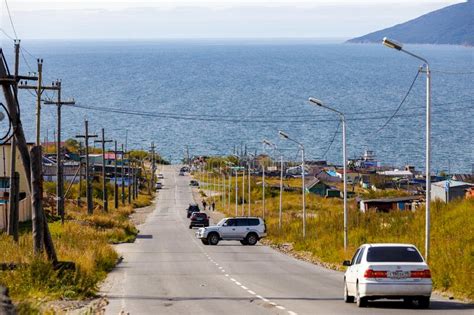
376 69 421 133
321 120 341 159
432 69 474 75
4 0 18 39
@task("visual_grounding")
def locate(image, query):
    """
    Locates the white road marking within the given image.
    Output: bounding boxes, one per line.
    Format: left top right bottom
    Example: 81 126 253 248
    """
241 285 248 290
230 278 236 282
247 290 256 295
235 281 242 286
276 306 286 310
288 311 298 315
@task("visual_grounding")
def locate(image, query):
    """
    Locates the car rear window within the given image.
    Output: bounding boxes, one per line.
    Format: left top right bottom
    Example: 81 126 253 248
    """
366 246 423 262
195 213 207 218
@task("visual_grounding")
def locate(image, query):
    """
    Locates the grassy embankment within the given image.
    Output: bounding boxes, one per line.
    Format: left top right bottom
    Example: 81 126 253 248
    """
0 182 154 313
196 171 474 301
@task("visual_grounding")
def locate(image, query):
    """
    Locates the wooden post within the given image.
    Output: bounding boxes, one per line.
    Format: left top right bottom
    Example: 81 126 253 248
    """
30 146 44 254
7 172 19 242
114 141 119 209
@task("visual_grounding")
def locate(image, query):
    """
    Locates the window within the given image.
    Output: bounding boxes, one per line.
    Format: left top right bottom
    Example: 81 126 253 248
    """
248 219 260 226
366 246 424 262
236 219 248 226
355 247 365 264
350 248 361 265
225 219 237 226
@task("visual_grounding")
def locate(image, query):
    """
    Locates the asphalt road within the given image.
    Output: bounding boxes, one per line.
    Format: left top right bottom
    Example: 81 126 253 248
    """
102 165 473 315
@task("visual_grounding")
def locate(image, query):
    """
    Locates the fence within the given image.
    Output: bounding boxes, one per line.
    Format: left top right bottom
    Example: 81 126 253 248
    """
0 197 32 230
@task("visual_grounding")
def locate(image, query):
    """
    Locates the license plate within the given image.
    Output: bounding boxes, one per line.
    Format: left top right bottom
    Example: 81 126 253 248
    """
388 271 409 279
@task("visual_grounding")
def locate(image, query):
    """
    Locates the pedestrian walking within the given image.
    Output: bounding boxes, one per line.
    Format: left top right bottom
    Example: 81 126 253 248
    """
203 200 207 210
211 201 215 212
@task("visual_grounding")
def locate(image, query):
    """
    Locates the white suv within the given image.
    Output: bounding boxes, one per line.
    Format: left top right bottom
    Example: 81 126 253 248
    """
196 217 267 246
343 243 432 308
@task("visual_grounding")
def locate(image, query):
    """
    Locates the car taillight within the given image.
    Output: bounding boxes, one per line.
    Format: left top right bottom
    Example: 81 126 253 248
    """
364 269 387 278
410 270 431 278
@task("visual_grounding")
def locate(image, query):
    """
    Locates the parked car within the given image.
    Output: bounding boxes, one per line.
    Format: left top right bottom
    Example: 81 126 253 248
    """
157 173 164 179
155 182 163 190
195 217 266 246
189 212 209 229
343 243 432 308
186 203 200 218
190 180 199 187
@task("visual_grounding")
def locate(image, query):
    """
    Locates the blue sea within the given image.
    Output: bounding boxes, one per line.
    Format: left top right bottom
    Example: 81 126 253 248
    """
5 39 474 173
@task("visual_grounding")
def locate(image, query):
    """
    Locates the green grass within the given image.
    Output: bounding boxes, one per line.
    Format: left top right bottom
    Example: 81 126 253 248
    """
198 171 474 301
0 189 154 313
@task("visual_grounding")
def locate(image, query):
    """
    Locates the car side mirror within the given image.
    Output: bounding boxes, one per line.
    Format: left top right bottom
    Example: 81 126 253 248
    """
343 260 351 267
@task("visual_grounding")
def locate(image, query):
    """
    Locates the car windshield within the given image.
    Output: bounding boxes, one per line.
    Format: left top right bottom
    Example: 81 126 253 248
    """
366 246 424 262
217 218 227 226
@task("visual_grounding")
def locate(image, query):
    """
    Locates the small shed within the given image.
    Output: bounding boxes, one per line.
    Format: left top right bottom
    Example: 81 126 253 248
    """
431 180 474 203
307 178 340 198
359 196 422 213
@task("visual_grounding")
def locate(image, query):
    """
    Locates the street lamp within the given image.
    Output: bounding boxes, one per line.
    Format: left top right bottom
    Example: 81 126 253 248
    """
383 37 432 261
263 139 284 230
309 97 348 251
279 131 306 238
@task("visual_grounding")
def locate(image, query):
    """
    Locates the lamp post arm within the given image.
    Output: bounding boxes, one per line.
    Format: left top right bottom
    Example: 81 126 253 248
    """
400 49 430 67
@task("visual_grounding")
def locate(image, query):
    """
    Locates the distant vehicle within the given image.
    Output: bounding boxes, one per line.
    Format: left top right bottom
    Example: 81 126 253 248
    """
186 203 200 218
190 180 199 187
179 171 185 176
155 182 163 190
189 212 210 229
343 243 432 308
196 217 267 246
157 173 164 179
180 166 190 173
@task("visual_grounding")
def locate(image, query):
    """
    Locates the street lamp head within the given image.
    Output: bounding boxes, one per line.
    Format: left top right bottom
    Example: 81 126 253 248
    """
278 131 289 139
262 139 273 146
382 37 403 51
308 97 324 107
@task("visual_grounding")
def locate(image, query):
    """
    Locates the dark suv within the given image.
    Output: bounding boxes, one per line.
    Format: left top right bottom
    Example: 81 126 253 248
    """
186 203 200 218
189 212 210 229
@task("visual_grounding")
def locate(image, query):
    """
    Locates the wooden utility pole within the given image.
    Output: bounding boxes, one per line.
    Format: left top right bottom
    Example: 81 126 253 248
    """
121 144 125 205
151 142 156 191
44 81 75 223
0 45 57 261
94 129 112 212
77 142 83 207
113 141 119 209
76 121 97 214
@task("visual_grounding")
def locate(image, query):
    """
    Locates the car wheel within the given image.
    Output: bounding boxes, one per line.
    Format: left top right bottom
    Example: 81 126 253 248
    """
201 239 209 245
208 233 219 245
246 233 258 246
356 283 367 307
344 280 354 303
240 239 248 245
417 297 430 309
403 297 413 306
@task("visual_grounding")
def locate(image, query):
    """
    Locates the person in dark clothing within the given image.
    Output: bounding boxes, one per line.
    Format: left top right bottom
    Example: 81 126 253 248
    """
211 201 215 211
203 200 207 210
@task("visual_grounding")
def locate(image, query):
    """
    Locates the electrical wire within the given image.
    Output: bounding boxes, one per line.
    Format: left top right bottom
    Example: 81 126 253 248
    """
0 102 14 144
0 27 14 40
432 69 474 75
321 120 341 159
4 0 18 39
376 69 421 133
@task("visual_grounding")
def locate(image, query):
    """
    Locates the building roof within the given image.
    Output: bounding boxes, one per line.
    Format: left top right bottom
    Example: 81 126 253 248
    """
432 180 474 188
378 170 413 177
361 196 422 203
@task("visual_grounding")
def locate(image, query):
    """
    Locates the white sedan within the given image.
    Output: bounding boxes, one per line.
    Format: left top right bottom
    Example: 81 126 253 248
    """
343 243 432 308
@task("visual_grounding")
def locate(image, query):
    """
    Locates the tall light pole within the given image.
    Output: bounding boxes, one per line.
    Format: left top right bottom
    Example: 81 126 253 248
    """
264 140 284 230
279 131 306 238
382 37 431 261
309 98 348 250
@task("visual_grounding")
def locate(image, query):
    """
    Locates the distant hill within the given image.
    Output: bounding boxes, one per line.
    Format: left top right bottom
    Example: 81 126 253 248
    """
347 0 474 46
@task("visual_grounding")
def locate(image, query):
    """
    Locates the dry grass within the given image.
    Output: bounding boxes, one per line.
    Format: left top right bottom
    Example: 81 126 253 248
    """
0 189 154 313
199 171 474 301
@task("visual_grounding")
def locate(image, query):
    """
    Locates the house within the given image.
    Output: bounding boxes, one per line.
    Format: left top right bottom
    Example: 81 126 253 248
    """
0 142 33 230
451 174 474 184
431 180 474 203
307 178 341 198
335 170 360 184
359 196 422 213
377 169 414 179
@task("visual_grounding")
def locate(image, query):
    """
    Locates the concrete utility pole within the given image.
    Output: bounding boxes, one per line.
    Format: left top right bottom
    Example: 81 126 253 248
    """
94 129 112 212
44 80 75 223
76 121 97 214
78 142 83 206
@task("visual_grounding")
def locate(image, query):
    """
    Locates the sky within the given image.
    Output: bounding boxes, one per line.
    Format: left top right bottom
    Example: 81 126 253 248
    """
0 0 466 40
